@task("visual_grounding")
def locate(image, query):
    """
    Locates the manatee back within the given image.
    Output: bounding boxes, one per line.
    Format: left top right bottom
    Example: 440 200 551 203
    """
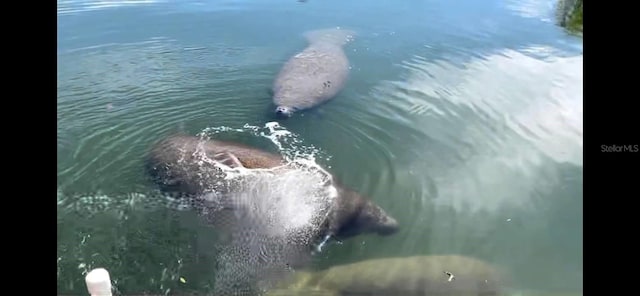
146 135 285 194
148 135 284 168
273 47 349 110
272 28 354 111
303 27 355 48
211 140 284 169
302 255 508 296
146 135 213 194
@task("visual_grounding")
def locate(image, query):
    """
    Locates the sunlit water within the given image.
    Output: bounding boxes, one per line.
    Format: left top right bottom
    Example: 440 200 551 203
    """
57 0 582 295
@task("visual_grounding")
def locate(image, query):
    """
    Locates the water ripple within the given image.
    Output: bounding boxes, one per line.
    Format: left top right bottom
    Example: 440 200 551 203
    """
56 0 584 293
58 0 163 15
371 46 582 213
505 0 556 22
57 37 273 192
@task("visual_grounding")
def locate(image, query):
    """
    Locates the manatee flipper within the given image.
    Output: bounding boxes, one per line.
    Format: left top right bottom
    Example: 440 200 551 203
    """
315 234 332 253
213 151 244 168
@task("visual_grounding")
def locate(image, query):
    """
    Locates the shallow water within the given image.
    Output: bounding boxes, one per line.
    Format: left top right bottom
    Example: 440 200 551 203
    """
57 0 583 294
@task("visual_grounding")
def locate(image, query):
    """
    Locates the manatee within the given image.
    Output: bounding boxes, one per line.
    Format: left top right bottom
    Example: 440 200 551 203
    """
272 255 510 296
145 134 399 243
272 27 354 117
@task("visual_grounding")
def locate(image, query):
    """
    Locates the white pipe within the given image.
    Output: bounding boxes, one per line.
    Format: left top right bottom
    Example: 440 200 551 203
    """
85 268 112 296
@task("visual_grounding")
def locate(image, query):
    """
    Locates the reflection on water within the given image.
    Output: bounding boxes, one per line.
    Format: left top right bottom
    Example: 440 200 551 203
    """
57 0 161 15
384 47 582 210
57 0 582 295
505 0 556 22
363 45 582 291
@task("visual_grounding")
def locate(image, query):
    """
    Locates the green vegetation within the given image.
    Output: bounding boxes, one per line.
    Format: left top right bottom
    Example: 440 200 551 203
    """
566 0 583 33
558 0 583 34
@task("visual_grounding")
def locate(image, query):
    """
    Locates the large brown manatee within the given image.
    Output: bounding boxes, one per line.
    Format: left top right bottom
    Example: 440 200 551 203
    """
146 134 399 244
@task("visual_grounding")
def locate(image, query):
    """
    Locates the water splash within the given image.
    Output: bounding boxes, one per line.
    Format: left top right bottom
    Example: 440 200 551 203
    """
199 121 330 163
60 122 339 295
190 122 338 243
187 123 339 294
59 122 333 214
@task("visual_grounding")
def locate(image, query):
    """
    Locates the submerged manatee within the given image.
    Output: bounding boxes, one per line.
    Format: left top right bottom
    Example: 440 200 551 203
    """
145 134 399 243
272 255 509 296
272 27 354 117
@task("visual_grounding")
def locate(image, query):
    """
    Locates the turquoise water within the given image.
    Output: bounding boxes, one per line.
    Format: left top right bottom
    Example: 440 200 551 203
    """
57 0 583 295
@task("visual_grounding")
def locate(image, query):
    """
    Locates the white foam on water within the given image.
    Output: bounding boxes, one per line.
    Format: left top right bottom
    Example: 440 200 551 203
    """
195 122 337 239
193 123 341 294
228 164 335 237
200 121 330 163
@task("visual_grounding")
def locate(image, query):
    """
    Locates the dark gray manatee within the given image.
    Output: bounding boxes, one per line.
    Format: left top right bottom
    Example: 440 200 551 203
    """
272 27 355 117
146 134 399 242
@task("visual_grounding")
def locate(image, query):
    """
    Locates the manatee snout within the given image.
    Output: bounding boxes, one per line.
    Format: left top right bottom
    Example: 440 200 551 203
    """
373 212 399 236
275 106 294 118
332 194 400 240
360 202 399 236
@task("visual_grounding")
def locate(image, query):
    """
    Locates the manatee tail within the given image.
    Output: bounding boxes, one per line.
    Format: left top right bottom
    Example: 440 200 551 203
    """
303 27 355 47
